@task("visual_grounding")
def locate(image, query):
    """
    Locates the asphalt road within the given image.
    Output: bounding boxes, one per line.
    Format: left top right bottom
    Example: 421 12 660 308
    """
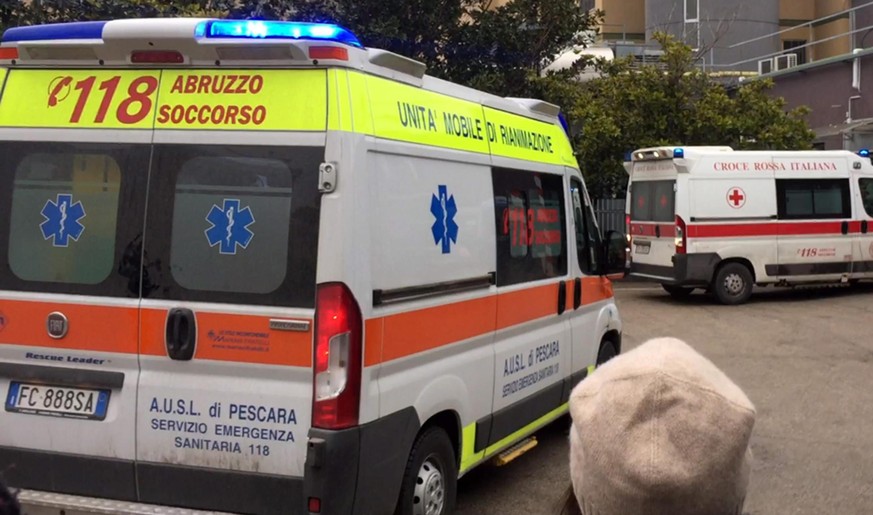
455 281 873 515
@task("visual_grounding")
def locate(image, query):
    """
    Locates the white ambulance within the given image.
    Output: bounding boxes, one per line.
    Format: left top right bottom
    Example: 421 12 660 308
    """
625 145 873 304
0 18 627 515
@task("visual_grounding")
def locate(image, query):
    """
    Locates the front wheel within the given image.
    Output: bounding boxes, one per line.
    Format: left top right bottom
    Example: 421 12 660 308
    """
662 284 694 299
395 427 457 515
596 339 618 366
712 262 754 305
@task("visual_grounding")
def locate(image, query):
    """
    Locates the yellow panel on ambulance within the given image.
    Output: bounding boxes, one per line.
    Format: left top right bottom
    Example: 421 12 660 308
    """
0 68 327 131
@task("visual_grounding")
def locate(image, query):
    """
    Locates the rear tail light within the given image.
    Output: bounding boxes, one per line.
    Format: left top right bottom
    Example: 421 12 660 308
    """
675 215 687 254
313 282 362 429
625 214 632 246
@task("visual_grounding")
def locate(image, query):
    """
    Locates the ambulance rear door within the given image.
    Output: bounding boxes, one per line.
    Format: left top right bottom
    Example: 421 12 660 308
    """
135 69 326 514
0 68 152 500
628 159 678 281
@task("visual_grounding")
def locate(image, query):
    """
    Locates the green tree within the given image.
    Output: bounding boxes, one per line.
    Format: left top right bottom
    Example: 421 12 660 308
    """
544 33 815 198
2 0 598 101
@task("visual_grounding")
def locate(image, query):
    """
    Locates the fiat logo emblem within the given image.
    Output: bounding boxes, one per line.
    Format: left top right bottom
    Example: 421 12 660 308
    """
46 312 68 339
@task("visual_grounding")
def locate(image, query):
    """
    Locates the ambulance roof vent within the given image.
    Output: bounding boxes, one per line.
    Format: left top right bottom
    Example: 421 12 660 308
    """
506 98 561 118
368 49 427 79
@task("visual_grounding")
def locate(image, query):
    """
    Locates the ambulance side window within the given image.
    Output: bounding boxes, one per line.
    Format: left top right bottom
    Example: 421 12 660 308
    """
493 168 567 286
776 179 851 219
860 179 873 217
571 177 600 275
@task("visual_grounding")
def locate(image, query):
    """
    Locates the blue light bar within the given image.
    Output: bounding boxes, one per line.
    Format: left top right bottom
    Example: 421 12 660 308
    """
2 21 107 43
859 148 870 158
196 20 363 48
673 148 685 158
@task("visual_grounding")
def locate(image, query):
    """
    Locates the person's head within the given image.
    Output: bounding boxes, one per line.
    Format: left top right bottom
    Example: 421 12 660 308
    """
0 478 20 515
566 337 756 515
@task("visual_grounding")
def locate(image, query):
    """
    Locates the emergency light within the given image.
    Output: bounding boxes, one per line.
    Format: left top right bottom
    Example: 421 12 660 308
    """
195 20 363 48
2 19 364 49
859 148 870 158
2 21 107 42
673 148 685 158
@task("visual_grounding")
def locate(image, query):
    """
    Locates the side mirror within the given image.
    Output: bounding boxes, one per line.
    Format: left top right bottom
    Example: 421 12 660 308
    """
601 230 628 278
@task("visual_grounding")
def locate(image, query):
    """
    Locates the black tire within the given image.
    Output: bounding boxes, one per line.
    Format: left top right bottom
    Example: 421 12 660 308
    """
712 262 754 305
661 284 694 299
596 339 618 366
395 427 457 515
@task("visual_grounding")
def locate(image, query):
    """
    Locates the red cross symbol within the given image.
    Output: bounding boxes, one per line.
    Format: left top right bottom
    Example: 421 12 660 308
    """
727 187 746 209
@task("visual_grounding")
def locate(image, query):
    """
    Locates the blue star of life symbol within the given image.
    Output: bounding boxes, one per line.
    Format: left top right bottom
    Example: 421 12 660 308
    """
430 185 459 254
205 199 255 255
40 193 86 247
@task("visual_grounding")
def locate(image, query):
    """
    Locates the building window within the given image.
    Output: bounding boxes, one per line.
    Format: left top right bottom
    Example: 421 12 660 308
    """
685 0 699 22
783 40 807 65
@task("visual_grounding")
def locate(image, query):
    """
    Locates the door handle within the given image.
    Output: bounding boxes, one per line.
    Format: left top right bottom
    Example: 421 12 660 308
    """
166 308 197 361
573 278 582 310
863 220 869 234
557 282 567 316
841 221 849 235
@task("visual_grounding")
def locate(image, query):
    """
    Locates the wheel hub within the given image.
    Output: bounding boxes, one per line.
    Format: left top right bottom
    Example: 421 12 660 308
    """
724 273 745 295
413 457 445 515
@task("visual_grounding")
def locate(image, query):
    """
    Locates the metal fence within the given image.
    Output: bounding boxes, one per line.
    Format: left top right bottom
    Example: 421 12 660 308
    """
595 198 626 234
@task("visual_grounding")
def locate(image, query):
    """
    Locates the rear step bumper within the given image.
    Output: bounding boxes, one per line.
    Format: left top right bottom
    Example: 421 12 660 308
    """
18 490 234 515
631 253 721 286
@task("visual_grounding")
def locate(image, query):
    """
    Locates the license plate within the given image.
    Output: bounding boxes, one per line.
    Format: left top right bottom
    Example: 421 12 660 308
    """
5 382 109 420
635 244 650 255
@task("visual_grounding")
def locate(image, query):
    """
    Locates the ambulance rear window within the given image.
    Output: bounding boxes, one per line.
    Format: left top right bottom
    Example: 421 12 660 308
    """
143 145 322 308
630 180 675 222
0 142 148 296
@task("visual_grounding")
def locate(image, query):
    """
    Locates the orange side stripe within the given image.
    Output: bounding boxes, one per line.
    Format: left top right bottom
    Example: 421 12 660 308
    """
141 309 312 367
496 283 558 330
565 279 574 312
364 318 384 367
378 295 497 365
366 279 616 366
0 299 137 354
581 277 613 305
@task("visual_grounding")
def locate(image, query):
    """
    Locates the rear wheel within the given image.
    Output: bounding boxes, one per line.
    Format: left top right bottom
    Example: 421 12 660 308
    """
395 427 457 515
713 262 754 305
662 284 694 299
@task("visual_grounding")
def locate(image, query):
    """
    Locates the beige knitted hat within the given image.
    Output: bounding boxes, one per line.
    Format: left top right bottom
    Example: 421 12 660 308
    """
568 337 756 515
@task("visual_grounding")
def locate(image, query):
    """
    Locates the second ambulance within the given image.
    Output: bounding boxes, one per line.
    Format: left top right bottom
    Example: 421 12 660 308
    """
626 146 873 304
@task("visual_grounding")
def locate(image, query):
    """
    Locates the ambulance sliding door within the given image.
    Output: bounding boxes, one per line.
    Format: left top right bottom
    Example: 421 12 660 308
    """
489 166 571 452
774 158 854 280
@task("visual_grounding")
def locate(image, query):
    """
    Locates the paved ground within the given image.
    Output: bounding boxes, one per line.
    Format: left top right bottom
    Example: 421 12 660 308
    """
456 281 873 514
